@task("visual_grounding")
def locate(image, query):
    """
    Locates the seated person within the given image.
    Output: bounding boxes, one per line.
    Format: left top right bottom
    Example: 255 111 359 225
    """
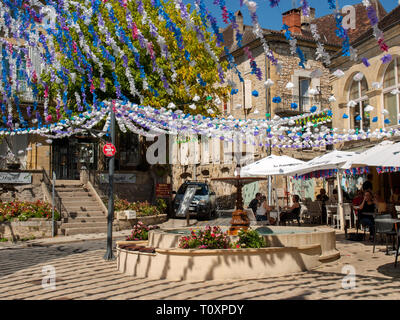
391 187 400 205
352 189 364 217
248 193 262 216
256 196 269 222
355 191 377 240
280 195 301 225
332 189 338 202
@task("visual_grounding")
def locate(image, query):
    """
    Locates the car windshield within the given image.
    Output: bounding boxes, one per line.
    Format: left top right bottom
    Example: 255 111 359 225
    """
177 184 208 196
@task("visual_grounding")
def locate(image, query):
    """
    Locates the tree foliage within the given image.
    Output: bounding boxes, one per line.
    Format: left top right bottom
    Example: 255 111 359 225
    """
46 0 229 117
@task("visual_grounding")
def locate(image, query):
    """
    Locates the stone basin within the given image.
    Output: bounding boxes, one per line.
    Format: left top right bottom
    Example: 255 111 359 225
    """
117 226 340 281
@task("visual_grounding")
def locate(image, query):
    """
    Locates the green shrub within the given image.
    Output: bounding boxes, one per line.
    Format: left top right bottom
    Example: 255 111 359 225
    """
233 229 267 249
114 199 163 217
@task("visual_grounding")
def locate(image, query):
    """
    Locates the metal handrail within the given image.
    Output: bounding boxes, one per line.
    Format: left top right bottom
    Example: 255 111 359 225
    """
42 169 68 219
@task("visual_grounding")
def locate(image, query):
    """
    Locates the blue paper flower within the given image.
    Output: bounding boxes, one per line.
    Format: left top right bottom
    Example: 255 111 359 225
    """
384 119 391 124
372 117 378 123
291 103 298 109
310 106 317 113
273 96 281 103
355 115 362 121
231 89 239 95
342 113 349 119
252 90 259 97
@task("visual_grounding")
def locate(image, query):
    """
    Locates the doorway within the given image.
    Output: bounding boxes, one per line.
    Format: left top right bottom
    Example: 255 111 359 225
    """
52 137 98 180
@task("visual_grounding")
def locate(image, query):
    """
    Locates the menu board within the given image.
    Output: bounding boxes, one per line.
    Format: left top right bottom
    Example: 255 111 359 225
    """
156 184 171 198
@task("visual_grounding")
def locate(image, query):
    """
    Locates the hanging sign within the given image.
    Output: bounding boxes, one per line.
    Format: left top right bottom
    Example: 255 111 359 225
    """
103 143 116 157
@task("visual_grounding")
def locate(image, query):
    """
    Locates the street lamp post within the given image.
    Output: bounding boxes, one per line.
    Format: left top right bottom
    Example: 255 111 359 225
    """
104 106 116 261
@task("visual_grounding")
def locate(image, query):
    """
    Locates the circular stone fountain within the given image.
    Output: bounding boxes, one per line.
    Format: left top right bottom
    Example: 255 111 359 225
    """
117 226 340 281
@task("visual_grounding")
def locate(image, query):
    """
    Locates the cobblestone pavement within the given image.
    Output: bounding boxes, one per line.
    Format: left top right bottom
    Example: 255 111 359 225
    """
1 229 400 300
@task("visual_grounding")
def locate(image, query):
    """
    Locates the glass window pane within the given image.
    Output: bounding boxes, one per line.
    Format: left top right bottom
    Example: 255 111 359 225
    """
349 81 359 100
384 60 396 88
362 101 370 130
384 93 398 126
361 78 368 96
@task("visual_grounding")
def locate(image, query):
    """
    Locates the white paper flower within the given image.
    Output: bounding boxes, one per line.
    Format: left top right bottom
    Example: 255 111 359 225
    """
382 109 389 115
285 82 294 90
347 100 357 107
309 88 318 95
264 79 274 88
193 95 200 102
254 109 260 115
167 103 176 109
333 69 345 78
353 72 364 82
189 104 196 110
310 69 324 78
364 105 374 112
46 139 53 144
328 95 336 102
391 88 400 95
372 82 382 89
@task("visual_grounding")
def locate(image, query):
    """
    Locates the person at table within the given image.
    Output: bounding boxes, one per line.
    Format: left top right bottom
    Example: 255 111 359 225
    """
256 196 271 223
332 189 338 202
391 187 400 205
248 193 262 216
356 191 377 240
362 174 373 192
280 195 301 225
317 189 329 224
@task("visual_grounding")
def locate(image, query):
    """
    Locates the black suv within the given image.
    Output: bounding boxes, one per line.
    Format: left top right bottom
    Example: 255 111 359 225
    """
172 182 217 220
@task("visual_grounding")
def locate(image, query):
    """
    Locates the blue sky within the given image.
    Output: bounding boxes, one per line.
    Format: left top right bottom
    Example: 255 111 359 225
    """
182 0 398 31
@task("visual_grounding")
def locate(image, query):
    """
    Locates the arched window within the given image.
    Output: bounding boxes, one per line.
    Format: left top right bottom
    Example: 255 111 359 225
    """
349 76 370 131
383 57 400 126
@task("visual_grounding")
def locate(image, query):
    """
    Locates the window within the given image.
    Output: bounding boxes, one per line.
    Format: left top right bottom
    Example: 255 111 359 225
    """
349 76 370 131
116 132 141 169
299 78 310 112
382 57 400 127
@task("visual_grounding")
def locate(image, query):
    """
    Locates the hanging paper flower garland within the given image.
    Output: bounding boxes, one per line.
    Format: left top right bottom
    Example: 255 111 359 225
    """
282 24 306 69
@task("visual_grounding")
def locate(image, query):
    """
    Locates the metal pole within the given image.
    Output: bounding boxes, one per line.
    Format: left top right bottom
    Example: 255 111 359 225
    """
52 171 56 237
337 171 345 231
104 106 116 261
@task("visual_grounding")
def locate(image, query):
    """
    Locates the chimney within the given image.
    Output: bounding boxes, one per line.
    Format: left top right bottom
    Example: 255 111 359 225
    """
235 10 244 34
282 8 302 34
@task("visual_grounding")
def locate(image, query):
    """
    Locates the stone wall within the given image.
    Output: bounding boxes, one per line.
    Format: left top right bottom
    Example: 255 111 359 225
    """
0 219 60 240
0 172 44 203
92 170 157 203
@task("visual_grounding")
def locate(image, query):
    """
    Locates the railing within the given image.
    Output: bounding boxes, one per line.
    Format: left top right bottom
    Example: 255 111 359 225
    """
275 94 331 115
42 169 68 219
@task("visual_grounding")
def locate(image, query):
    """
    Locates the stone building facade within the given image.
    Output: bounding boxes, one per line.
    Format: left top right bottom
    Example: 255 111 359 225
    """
170 5 378 205
330 3 400 197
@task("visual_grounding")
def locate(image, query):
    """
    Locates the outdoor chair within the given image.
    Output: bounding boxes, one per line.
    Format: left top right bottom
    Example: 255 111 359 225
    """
280 205 301 227
326 205 337 226
394 222 400 267
396 206 400 219
332 203 352 229
308 201 322 224
373 214 396 254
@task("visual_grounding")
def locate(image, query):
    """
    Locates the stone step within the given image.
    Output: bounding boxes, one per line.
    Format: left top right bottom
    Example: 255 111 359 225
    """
64 216 107 223
55 180 84 187
64 204 103 210
62 198 99 205
61 222 108 229
63 226 117 236
56 187 90 193
67 211 105 218
57 192 93 198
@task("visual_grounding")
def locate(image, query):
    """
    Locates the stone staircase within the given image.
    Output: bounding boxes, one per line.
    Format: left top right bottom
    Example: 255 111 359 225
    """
56 181 112 236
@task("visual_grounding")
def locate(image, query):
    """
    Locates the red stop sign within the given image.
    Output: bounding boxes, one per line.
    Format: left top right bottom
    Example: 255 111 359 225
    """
103 143 116 157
